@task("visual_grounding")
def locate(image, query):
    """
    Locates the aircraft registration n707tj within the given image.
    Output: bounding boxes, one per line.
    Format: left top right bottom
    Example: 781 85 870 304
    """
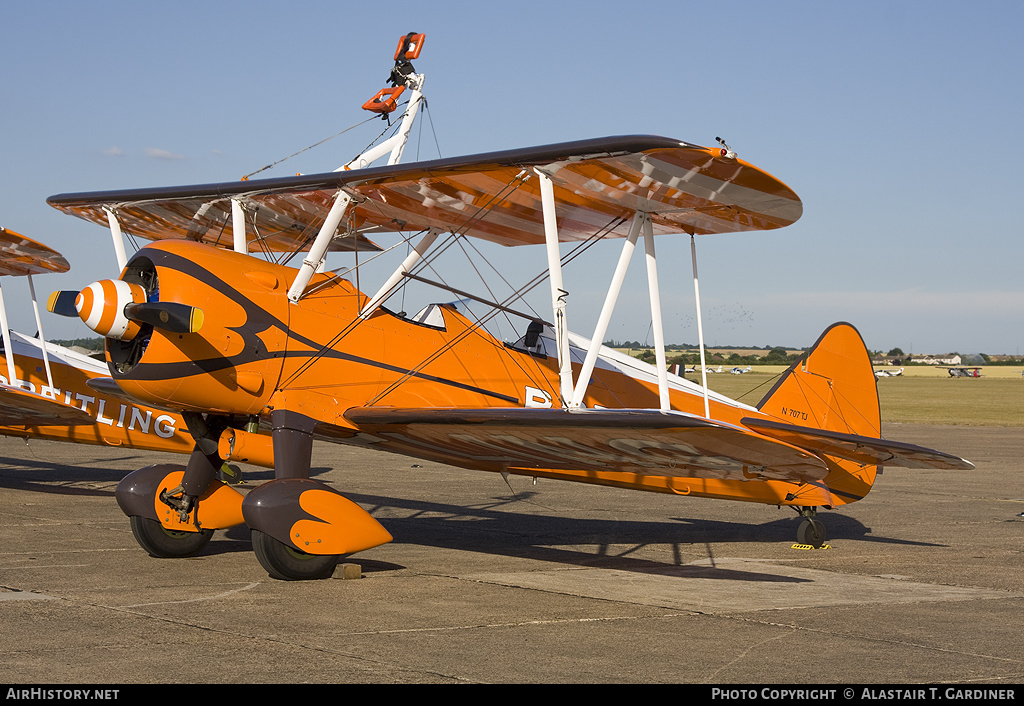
43 33 971 580
0 227 273 468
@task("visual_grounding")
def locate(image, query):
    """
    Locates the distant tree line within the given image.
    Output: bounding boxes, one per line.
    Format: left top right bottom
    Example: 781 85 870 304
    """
878 347 1024 366
666 347 802 366
52 337 104 351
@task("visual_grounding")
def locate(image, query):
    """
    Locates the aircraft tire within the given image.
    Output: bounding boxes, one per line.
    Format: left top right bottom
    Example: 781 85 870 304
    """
251 529 339 581
129 515 213 558
797 518 826 548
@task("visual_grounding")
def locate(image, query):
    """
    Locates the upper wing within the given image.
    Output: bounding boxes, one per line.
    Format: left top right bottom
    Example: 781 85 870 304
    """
742 418 975 470
0 385 93 426
335 406 827 482
0 227 70 276
48 135 801 251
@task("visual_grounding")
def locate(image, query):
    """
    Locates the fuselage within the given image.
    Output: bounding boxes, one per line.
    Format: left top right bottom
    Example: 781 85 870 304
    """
102 240 873 509
0 330 193 453
110 240 759 426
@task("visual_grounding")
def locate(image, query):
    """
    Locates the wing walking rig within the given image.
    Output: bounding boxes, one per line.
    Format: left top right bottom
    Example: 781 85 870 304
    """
43 33 971 580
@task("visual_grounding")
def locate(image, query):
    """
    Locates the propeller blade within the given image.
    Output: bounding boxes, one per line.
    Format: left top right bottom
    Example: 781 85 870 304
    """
124 302 204 334
47 290 80 317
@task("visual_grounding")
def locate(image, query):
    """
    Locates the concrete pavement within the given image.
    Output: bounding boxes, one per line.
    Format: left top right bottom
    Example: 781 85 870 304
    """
0 424 1021 684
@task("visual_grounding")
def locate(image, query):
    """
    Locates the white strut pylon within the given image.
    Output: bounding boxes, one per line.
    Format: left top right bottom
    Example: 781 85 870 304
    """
26 274 54 390
104 207 128 272
287 191 354 303
642 215 671 411
358 228 441 318
535 168 573 407
570 213 644 409
231 199 247 254
691 234 711 418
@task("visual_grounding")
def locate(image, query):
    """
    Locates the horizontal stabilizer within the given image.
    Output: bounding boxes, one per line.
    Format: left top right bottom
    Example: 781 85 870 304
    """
741 418 975 470
341 406 828 482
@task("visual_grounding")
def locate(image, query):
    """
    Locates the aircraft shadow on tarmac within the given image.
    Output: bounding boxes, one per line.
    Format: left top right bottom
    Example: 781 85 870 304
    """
0 456 333 497
197 489 945 581
0 452 161 497
0 454 946 578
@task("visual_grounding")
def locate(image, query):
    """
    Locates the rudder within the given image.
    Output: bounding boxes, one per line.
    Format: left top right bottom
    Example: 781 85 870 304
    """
757 322 880 438
755 323 882 507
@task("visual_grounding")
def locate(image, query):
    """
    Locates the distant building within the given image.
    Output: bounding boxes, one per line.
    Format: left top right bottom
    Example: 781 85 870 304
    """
909 354 962 366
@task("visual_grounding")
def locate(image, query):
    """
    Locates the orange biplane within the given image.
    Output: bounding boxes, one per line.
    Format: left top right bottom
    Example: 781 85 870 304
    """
0 227 272 476
44 34 971 580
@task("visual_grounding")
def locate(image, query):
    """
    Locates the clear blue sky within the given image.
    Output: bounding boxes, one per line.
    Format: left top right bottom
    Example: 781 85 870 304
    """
2 0 1021 355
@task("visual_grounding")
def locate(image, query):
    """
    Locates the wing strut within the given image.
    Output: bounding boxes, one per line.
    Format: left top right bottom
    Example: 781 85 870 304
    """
231 199 247 254
105 207 128 271
0 282 15 386
358 228 441 319
691 234 711 418
642 214 670 411
0 275 55 391
287 191 354 303
535 168 573 407
26 275 54 390
568 211 671 412
570 213 643 408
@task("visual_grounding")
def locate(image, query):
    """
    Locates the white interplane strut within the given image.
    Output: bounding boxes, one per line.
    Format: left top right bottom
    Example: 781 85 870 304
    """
358 228 441 319
104 207 128 272
231 198 247 254
570 213 643 408
26 275 54 389
569 211 671 412
642 215 671 411
535 168 573 407
287 190 354 303
0 282 15 385
691 234 711 418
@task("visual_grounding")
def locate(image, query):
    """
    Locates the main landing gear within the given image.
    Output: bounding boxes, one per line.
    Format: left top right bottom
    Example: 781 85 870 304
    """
116 410 392 581
795 506 826 548
130 515 212 558
251 529 338 581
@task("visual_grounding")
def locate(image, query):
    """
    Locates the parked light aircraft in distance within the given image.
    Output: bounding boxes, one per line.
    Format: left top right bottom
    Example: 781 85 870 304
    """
730 366 752 374
45 33 972 580
874 368 904 378
939 367 982 378
0 227 273 480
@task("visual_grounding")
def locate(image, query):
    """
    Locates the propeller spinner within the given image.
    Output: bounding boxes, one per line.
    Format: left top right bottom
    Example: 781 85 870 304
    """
48 279 203 340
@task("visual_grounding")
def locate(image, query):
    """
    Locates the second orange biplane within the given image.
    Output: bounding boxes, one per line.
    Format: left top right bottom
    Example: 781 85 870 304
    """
44 34 971 580
0 227 273 477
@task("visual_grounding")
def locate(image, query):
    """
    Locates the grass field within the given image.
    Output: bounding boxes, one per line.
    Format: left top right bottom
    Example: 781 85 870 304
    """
695 368 1024 427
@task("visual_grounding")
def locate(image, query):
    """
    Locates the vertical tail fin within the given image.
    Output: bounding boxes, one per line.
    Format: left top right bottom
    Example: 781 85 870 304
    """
755 323 881 506
757 322 880 438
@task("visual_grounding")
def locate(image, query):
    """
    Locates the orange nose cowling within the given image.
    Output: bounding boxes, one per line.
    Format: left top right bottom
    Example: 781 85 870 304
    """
76 279 146 341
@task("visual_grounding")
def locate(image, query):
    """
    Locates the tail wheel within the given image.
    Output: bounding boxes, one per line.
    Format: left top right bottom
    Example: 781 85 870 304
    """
797 518 826 548
251 530 339 581
129 515 213 557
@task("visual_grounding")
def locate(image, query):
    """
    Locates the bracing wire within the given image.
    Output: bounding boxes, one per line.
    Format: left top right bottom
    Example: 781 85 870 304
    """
242 114 382 180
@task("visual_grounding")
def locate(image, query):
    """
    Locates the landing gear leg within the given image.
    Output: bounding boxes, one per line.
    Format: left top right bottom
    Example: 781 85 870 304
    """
158 413 228 525
795 506 826 548
249 411 343 580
